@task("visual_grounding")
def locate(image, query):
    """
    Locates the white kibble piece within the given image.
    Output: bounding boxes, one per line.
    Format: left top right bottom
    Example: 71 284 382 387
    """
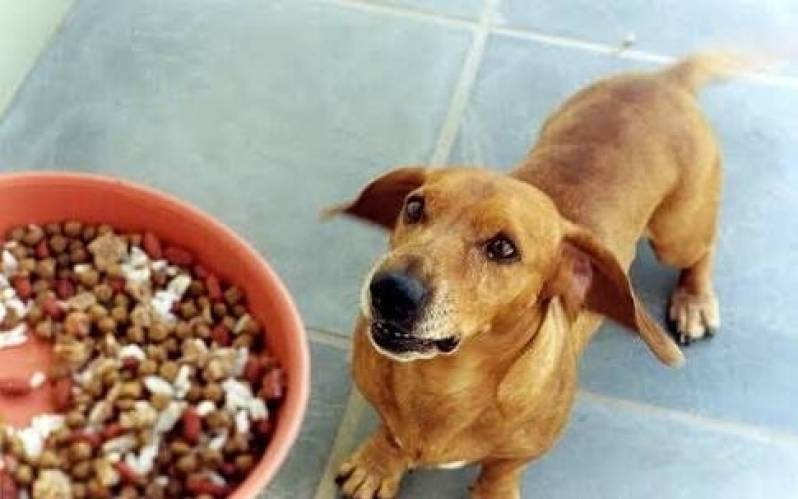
235 409 250 434
102 434 137 455
118 344 146 361
208 472 227 486
167 274 191 299
173 364 192 399
150 291 178 325
154 401 186 434
29 371 47 388
73 264 92 274
1 250 18 275
143 375 175 398
208 431 228 452
232 348 249 377
222 378 255 413
233 314 251 334
0 302 5 324
155 476 169 487
196 400 216 417
249 398 268 421
0 323 28 350
128 247 150 267
150 260 168 272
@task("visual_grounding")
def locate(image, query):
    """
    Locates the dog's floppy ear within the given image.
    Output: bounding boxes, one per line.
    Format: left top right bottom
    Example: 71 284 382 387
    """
544 223 684 367
321 167 427 229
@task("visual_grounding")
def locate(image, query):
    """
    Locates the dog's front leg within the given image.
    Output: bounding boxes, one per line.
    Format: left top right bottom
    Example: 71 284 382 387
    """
336 426 410 498
470 458 528 499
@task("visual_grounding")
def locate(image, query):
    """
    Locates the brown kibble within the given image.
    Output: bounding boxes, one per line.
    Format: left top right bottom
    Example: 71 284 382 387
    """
203 358 226 382
72 482 87 499
150 392 171 411
20 258 37 273
174 321 192 339
126 326 145 344
102 368 120 388
65 311 91 337
39 449 60 468
204 409 230 430
159 361 179 381
115 399 135 411
119 485 139 499
86 478 110 499
223 285 243 306
34 320 54 339
144 483 165 499
77 268 100 288
175 453 198 474
203 383 224 404
23 225 45 246
163 337 179 355
63 220 83 237
195 323 211 340
138 358 158 376
148 323 169 342
225 434 250 454
146 345 167 362
212 302 227 318
52 427 72 445
185 385 202 403
88 303 108 322
31 279 51 296
113 292 130 308
199 448 223 467
111 305 128 325
93 284 113 303
70 441 93 461
82 225 97 242
48 235 69 256
97 224 114 236
8 225 25 241
232 304 247 318
235 453 255 473
85 377 103 398
188 280 205 297
35 258 57 279
70 247 89 264
45 222 63 235
179 301 198 319
97 316 117 333
14 463 33 485
66 410 86 428
119 381 143 399
56 253 70 268
232 334 254 349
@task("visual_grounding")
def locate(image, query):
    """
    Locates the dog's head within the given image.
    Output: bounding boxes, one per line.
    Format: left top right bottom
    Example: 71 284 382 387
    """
325 167 683 367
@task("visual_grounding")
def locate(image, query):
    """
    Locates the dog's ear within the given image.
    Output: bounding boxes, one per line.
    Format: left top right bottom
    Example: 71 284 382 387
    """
543 223 684 367
321 167 427 229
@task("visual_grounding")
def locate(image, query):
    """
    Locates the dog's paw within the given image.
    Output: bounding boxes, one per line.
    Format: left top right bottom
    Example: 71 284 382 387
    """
668 288 720 345
335 447 404 499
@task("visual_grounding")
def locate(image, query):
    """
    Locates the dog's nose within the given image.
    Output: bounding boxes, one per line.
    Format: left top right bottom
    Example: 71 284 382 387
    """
369 271 428 326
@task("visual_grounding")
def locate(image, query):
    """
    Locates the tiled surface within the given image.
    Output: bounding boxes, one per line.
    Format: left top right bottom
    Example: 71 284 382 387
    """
341 396 798 498
498 0 798 76
1 0 797 497
266 341 351 498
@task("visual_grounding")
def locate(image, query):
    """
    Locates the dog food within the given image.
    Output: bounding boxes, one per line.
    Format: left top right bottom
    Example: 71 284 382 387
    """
0 222 285 498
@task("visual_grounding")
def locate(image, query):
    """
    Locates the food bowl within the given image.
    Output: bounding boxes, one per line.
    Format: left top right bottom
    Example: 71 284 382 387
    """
0 172 310 497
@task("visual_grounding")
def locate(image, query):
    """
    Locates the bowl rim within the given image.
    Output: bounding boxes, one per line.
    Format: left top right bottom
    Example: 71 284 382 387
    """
0 170 311 497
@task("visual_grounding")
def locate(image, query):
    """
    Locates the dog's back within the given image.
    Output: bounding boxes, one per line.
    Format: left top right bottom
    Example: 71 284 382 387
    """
515 55 729 264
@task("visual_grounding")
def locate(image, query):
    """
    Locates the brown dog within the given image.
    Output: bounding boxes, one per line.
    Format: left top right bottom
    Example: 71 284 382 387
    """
327 55 726 498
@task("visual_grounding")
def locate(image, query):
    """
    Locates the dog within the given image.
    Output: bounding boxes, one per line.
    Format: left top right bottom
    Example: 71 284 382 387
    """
325 54 728 498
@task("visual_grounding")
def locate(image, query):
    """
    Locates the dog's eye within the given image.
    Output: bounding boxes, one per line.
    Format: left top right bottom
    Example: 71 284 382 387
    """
485 234 519 263
404 195 424 224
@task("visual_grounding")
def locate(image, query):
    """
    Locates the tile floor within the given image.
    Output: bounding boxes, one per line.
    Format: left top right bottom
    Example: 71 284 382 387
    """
0 0 796 497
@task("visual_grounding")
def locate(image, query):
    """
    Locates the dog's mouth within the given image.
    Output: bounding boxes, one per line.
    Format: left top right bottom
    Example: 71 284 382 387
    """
369 320 461 358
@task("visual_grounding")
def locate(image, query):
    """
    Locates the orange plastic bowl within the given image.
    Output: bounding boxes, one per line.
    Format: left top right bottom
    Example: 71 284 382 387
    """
0 172 310 497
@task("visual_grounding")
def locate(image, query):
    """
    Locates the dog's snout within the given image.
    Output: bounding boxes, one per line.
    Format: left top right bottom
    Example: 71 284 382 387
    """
369 271 428 326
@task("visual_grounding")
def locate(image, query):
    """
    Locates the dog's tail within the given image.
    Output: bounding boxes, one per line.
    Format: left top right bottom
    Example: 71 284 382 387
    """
659 53 750 93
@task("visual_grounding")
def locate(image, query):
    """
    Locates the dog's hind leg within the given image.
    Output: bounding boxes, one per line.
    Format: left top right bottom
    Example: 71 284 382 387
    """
647 156 722 345
470 458 527 499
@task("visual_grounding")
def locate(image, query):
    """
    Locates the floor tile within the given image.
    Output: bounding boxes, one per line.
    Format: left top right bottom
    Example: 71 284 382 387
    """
0 0 472 334
449 38 798 430
497 0 798 76
368 0 483 20
338 395 798 498
265 340 351 498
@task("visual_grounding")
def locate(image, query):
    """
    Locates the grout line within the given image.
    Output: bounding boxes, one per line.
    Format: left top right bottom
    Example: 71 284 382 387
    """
491 26 798 89
321 0 798 89
579 390 798 448
308 327 351 350
318 0 477 31
313 388 369 499
428 0 500 166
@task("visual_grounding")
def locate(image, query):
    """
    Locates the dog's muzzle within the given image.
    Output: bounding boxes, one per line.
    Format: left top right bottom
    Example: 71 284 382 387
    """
368 271 460 356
